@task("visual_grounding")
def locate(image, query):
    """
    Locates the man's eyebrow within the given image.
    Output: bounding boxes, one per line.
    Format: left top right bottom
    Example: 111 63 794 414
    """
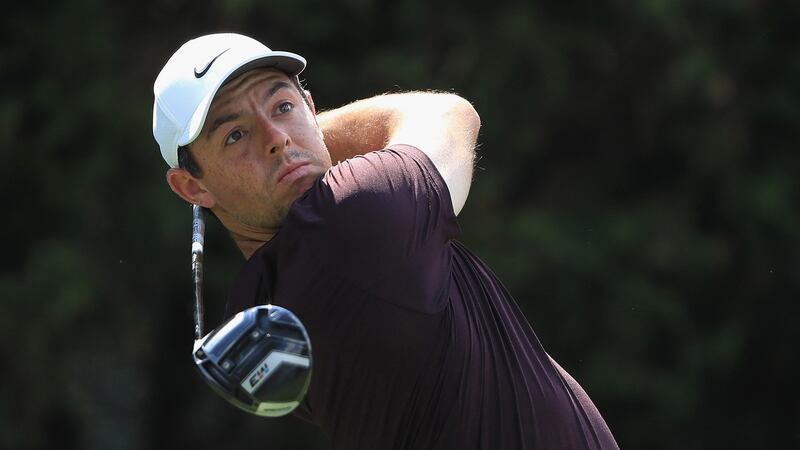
207 113 240 137
264 80 292 103
205 79 294 138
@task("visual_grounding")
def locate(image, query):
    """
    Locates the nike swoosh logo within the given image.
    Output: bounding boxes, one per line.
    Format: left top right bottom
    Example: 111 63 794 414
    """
194 48 230 78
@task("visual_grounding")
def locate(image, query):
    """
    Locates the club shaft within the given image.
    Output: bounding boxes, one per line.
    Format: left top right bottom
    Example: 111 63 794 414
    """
192 204 205 340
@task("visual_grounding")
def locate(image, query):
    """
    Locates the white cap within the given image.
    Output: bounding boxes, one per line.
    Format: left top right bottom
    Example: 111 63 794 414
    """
153 33 306 167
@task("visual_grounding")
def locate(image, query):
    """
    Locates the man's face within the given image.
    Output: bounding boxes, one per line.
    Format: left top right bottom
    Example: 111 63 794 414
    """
189 68 332 231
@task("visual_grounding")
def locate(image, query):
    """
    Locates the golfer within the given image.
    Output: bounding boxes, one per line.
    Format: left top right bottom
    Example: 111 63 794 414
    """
153 33 618 449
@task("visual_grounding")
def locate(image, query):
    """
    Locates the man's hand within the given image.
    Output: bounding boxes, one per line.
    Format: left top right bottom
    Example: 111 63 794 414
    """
317 92 480 215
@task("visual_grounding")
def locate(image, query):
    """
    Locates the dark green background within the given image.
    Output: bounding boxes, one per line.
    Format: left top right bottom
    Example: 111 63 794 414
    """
2 0 798 448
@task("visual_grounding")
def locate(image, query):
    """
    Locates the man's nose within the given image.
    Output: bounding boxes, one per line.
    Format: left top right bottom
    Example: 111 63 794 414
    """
257 115 291 155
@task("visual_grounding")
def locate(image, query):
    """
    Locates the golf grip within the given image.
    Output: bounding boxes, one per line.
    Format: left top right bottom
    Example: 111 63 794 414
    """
191 204 205 340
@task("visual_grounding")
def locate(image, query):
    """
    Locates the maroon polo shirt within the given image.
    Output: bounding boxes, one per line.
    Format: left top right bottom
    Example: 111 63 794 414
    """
226 145 618 450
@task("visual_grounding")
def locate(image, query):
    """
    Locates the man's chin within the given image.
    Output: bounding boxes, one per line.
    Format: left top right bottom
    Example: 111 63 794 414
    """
291 171 322 197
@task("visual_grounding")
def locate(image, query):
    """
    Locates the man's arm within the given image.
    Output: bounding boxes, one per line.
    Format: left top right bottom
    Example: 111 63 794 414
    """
316 92 480 215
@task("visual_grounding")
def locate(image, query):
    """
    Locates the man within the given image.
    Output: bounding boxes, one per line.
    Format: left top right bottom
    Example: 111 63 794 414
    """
153 33 618 449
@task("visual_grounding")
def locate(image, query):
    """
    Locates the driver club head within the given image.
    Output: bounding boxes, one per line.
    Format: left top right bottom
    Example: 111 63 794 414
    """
192 304 313 417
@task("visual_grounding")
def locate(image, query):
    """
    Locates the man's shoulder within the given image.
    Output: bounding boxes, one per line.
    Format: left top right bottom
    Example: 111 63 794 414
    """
321 144 450 206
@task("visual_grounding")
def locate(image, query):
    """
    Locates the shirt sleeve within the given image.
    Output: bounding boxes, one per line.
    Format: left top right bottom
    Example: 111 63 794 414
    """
303 144 461 314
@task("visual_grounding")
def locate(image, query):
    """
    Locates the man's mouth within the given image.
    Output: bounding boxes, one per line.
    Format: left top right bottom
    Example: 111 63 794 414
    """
277 162 312 184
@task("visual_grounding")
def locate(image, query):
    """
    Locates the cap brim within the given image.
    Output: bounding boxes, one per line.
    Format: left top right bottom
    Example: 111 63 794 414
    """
228 52 306 80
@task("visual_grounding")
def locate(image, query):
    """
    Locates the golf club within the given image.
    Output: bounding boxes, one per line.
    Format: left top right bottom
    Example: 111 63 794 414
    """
189 204 312 417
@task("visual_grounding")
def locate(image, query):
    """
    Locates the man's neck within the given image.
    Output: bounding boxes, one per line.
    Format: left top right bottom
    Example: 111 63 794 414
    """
232 231 274 260
212 209 277 259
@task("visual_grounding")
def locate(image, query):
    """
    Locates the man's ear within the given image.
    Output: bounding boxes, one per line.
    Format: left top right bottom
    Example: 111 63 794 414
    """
166 168 216 208
305 89 316 115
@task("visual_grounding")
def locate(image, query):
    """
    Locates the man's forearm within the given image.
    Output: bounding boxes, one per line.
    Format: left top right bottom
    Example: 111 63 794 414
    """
316 91 479 215
317 92 478 161
317 95 399 163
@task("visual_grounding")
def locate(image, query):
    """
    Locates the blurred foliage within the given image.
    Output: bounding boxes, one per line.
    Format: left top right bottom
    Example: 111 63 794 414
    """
1 0 798 449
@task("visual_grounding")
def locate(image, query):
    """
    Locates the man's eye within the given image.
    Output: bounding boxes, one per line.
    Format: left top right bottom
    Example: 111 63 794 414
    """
277 102 293 114
225 129 244 145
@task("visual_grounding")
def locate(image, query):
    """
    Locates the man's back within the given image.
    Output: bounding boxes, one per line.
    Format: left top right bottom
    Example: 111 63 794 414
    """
226 146 618 449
